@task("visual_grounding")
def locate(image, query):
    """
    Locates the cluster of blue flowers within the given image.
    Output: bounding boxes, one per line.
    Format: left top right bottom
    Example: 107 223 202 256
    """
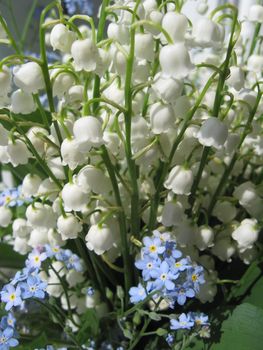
44 245 84 272
0 187 24 207
166 312 210 347
0 313 18 350
129 231 205 307
63 0 93 16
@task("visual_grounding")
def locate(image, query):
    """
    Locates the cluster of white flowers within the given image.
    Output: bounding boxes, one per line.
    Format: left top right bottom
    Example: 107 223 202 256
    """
0 0 262 315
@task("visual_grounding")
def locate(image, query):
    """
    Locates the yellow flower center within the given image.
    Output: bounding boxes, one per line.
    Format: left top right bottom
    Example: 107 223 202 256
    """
147 263 153 269
175 262 181 267
5 196 11 203
34 256 40 263
149 245 157 253
192 274 198 282
9 293 16 301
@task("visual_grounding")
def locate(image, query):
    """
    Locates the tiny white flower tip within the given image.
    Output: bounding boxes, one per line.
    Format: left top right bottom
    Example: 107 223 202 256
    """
197 117 228 149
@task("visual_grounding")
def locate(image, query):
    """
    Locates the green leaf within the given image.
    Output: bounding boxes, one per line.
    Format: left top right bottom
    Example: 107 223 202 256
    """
0 243 25 269
229 259 263 300
77 309 99 344
243 276 263 309
156 328 167 336
212 303 263 350
16 333 48 350
148 312 162 321
123 329 133 340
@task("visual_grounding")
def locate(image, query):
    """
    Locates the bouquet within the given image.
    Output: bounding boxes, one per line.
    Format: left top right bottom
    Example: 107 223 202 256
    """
0 0 262 349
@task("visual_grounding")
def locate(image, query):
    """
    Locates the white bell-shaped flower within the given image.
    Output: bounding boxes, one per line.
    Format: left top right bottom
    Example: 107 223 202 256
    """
197 117 228 149
7 140 30 166
0 125 9 146
248 5 263 23
86 290 101 308
11 89 36 115
46 275 63 297
150 102 175 134
77 165 111 195
61 182 88 212
159 43 194 79
85 223 116 255
161 12 188 42
247 54 263 73
173 220 196 247
135 33 154 61
71 39 99 71
152 73 183 103
195 225 214 251
131 116 149 149
65 85 84 107
164 165 193 195
66 269 85 288
212 237 235 262
0 206 12 227
57 214 82 240
50 23 75 53
213 201 237 223
107 23 129 44
28 227 49 248
13 237 30 255
192 18 224 48
21 174 42 197
52 71 75 98
61 138 86 170
233 181 257 207
239 246 258 265
159 201 185 227
0 146 9 164
73 116 104 152
12 218 30 238
227 66 244 91
26 203 56 228
0 66 11 96
13 62 44 93
232 219 259 253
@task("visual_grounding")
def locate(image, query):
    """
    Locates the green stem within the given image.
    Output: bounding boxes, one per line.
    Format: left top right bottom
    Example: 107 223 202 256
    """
100 145 132 304
21 0 38 48
0 14 21 54
124 0 141 238
248 22 261 58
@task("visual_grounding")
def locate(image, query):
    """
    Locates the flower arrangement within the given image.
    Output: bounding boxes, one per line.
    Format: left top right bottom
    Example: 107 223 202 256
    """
0 0 263 349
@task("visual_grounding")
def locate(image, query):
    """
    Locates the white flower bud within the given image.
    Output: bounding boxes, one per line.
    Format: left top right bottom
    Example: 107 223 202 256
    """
0 125 9 146
239 246 258 265
152 74 183 103
50 24 75 53
159 43 194 79
61 293 78 311
248 5 263 23
61 138 86 170
227 66 244 91
28 227 49 248
213 201 237 223
77 165 111 195
71 39 99 71
7 140 30 166
11 89 36 115
57 214 82 240
0 207 12 227
0 66 11 96
12 218 30 238
52 71 75 98
135 33 154 61
13 62 44 93
196 117 228 149
61 182 88 212
85 223 116 255
233 181 257 207
232 219 259 253
86 290 101 308
192 18 224 48
21 174 42 197
164 165 193 195
161 12 188 42
195 226 214 251
150 102 175 134
73 116 104 152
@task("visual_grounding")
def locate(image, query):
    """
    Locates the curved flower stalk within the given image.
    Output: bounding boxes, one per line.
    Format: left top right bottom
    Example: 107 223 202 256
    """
0 0 263 348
